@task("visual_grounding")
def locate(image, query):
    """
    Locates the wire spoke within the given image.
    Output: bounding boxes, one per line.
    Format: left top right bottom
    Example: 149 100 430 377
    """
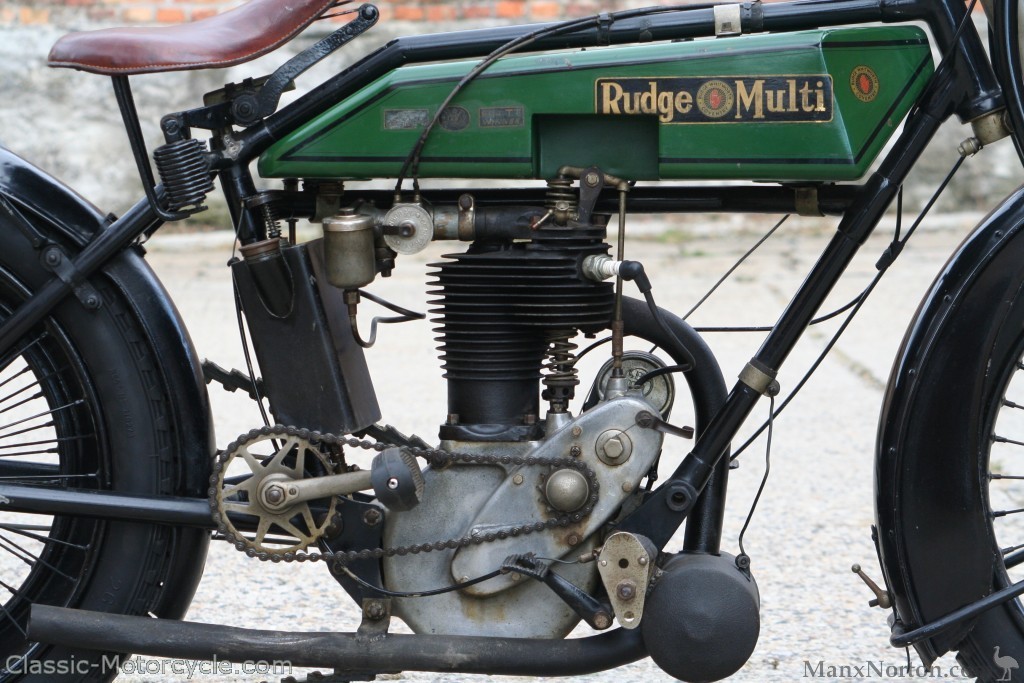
0 333 48 377
0 400 83 436
0 524 87 552
993 435 1024 448
0 534 76 582
0 420 55 441
992 507 1024 518
0 366 32 393
0 598 26 637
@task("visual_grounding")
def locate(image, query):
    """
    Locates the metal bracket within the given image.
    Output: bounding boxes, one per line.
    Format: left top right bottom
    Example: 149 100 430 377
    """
714 4 743 36
738 359 780 396
357 597 392 638
40 245 102 310
0 195 48 249
597 532 658 629
794 186 824 217
256 5 380 121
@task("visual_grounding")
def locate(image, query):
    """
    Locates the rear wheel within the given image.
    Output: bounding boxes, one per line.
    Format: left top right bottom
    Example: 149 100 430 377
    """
0 235 203 680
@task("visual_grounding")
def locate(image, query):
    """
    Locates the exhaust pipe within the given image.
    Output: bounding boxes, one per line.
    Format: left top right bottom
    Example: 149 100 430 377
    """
29 605 646 676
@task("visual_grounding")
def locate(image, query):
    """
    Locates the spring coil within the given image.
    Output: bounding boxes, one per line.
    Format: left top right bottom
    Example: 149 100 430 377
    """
542 331 579 410
545 178 576 209
261 203 282 239
153 138 215 213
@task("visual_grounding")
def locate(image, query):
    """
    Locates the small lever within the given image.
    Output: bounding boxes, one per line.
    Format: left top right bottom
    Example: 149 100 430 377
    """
852 563 892 609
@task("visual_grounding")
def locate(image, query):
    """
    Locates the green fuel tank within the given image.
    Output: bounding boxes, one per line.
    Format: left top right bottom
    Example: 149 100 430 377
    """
258 26 933 182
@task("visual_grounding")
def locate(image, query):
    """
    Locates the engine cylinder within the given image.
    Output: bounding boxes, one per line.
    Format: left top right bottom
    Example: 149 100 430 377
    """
430 224 613 439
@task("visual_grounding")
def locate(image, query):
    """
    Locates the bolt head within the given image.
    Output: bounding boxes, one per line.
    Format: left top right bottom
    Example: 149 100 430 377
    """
567 533 581 547
569 445 582 457
616 580 637 601
603 436 625 460
638 556 648 566
362 508 382 526
364 601 387 620
387 477 400 490
512 473 524 485
585 172 601 187
622 481 634 493
571 426 582 438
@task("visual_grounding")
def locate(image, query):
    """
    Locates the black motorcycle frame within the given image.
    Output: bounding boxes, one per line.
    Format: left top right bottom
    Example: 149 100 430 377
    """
2 0 1023 670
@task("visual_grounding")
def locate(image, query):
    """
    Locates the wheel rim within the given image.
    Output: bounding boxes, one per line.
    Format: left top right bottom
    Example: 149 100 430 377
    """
986 337 1024 598
0 293 106 669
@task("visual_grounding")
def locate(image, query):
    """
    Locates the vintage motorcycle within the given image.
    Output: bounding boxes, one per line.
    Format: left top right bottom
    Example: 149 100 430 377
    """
2 0 1024 679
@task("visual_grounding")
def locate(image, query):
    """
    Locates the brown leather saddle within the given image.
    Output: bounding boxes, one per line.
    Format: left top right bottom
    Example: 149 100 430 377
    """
48 0 339 75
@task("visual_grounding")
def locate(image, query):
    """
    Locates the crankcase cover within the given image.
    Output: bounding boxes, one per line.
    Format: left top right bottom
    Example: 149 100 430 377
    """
450 393 664 597
259 26 931 182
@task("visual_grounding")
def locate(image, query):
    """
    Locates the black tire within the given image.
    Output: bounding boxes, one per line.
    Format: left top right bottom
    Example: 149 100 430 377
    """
0 227 202 681
880 222 1024 682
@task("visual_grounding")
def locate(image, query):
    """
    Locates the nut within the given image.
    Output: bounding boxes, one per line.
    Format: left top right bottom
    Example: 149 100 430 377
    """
362 508 383 527
616 580 637 601
363 600 387 621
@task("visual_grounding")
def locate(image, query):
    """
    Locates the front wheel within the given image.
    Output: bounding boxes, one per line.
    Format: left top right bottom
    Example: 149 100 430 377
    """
0 225 208 680
876 209 1024 682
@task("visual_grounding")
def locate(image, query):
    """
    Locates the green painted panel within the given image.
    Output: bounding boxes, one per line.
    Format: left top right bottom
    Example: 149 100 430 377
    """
258 26 933 182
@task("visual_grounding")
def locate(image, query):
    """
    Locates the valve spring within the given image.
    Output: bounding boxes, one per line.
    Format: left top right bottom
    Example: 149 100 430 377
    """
545 178 577 222
153 138 215 214
261 203 282 239
542 331 579 411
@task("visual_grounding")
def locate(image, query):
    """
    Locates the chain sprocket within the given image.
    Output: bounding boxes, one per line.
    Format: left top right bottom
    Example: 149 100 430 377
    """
210 424 601 567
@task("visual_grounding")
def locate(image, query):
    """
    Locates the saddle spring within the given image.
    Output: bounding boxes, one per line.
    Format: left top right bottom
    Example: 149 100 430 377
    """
153 138 214 215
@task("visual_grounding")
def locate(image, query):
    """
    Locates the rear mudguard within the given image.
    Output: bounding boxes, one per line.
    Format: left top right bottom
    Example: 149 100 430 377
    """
875 185 1024 662
0 145 212 619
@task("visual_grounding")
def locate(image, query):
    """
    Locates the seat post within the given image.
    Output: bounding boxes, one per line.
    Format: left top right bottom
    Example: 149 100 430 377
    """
111 75 183 222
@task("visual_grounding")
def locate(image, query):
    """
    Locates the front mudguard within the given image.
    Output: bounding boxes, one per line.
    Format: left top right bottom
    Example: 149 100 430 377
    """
875 185 1024 662
0 145 212 619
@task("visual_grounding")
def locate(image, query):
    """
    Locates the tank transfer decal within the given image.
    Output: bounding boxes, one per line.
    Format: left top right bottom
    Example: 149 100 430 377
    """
480 106 525 128
850 66 880 103
596 76 833 124
384 109 430 130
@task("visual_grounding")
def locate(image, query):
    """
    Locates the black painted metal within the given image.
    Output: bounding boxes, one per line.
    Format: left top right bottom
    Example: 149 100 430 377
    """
29 605 646 676
256 4 380 120
233 241 381 433
875 187 1024 661
618 298 728 555
991 0 1024 165
0 483 217 528
619 63 961 549
356 185 860 217
0 194 160 358
111 76 185 222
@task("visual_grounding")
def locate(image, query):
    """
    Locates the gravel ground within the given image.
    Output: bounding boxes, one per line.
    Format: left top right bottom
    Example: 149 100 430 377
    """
112 210 993 683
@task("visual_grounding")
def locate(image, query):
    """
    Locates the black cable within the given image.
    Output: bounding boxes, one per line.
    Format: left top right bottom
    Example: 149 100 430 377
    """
738 395 774 558
682 215 789 321
349 289 425 349
694 296 862 334
341 565 503 598
730 156 965 463
231 276 274 432
394 3 719 192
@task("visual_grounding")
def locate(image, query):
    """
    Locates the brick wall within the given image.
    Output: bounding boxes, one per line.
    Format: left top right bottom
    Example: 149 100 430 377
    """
0 0 704 29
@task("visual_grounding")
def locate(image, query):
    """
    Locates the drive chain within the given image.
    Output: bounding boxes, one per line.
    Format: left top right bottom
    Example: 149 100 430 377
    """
210 424 601 567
